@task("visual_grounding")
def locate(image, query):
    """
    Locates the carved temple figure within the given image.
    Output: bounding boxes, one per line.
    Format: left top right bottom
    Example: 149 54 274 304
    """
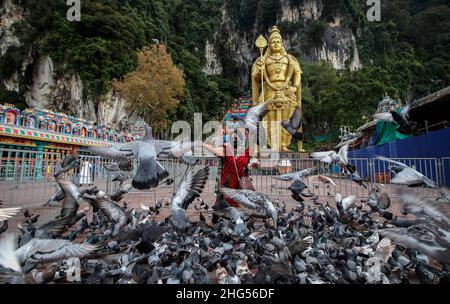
251 26 303 152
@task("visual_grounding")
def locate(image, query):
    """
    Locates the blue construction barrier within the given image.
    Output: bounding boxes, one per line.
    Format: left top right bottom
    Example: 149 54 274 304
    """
348 127 450 186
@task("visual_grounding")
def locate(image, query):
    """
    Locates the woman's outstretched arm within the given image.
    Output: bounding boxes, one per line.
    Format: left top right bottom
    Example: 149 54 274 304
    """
203 142 225 158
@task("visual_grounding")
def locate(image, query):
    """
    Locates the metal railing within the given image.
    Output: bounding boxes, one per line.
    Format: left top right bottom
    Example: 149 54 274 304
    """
111 157 444 203
0 147 448 208
441 157 450 188
0 148 113 207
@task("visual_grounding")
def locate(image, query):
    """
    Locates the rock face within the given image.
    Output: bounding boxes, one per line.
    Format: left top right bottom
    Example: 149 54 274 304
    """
1 0 362 128
23 56 55 109
0 0 23 55
0 1 133 129
204 0 362 88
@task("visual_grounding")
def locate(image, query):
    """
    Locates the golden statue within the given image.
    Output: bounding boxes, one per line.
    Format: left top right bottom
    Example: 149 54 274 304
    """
252 26 303 152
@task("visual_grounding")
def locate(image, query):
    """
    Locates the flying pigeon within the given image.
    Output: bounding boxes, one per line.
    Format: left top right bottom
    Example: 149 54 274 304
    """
83 192 129 237
89 127 201 190
219 188 278 229
232 101 270 149
170 166 210 231
311 144 356 173
375 156 436 187
281 106 303 142
0 234 25 284
373 104 417 134
15 238 102 266
272 166 317 181
0 207 21 221
54 154 79 177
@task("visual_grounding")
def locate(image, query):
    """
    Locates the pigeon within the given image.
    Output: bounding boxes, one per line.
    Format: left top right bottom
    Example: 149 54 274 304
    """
215 263 229 284
0 234 25 284
378 193 391 210
345 172 367 188
232 101 269 149
54 154 79 177
0 221 8 235
288 180 308 195
289 236 314 257
15 238 102 267
104 162 120 172
112 171 130 184
116 224 170 245
31 264 58 284
375 156 436 187
373 103 417 134
236 256 251 277
111 184 133 202
104 161 134 172
281 106 303 142
272 166 317 181
398 191 450 227
270 179 309 196
83 193 129 237
311 175 336 186
437 188 450 203
219 188 278 229
55 174 82 218
45 185 65 206
379 223 450 265
0 207 21 221
170 166 210 231
88 127 179 190
335 194 356 217
366 189 393 220
311 144 355 173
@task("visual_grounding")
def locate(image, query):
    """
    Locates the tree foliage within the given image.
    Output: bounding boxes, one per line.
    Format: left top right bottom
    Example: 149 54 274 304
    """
114 44 185 131
1 0 448 138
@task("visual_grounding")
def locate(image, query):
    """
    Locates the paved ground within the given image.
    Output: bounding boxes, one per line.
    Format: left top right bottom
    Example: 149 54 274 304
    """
6 186 410 234
3 171 441 235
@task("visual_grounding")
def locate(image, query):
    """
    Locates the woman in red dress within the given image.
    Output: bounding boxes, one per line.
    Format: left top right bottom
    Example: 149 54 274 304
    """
203 127 259 207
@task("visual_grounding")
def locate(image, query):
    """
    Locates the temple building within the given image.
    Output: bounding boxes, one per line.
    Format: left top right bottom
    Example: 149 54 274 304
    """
0 104 136 157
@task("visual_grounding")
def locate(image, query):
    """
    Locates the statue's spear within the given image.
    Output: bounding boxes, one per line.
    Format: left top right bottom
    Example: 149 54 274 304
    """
252 35 268 160
255 35 268 104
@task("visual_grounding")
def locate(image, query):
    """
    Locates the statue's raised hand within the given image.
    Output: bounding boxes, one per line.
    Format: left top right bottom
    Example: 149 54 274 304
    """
255 58 265 70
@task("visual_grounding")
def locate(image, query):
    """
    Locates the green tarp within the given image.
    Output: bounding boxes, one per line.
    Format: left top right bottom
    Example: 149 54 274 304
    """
373 120 411 146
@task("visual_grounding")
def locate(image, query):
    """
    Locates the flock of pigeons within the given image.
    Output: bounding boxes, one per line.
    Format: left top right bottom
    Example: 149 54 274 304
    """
0 101 449 284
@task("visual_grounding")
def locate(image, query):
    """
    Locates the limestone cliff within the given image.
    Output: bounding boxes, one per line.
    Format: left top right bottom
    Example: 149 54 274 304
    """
1 0 362 128
204 0 362 89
